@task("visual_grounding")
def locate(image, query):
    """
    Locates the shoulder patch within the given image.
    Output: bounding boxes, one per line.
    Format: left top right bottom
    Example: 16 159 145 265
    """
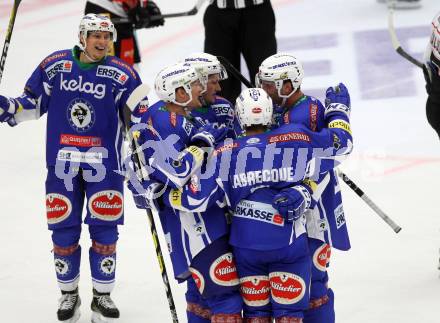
170 112 177 127
309 103 318 132
109 58 137 80
40 51 69 69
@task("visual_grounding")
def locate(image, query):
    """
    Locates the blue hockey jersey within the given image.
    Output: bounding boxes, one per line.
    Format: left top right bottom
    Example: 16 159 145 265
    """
11 47 142 172
279 95 351 250
160 115 353 251
133 99 235 280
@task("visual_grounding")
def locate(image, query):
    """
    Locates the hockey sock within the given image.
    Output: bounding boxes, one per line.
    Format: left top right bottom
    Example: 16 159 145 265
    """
53 244 81 292
89 241 117 293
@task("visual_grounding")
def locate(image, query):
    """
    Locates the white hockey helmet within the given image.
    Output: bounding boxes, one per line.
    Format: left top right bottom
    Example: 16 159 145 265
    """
235 88 273 128
430 12 440 61
155 63 201 106
182 53 228 92
78 14 117 51
256 53 304 100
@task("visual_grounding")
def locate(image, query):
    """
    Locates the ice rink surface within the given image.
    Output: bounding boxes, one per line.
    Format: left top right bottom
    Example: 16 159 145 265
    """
0 0 439 322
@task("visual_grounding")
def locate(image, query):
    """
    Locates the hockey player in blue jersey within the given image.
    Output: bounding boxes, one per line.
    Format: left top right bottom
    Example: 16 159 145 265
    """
138 87 353 322
182 53 239 138
128 62 244 322
0 14 145 323
256 53 352 323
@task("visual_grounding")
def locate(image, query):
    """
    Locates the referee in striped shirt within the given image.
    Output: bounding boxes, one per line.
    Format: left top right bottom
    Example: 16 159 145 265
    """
204 0 277 103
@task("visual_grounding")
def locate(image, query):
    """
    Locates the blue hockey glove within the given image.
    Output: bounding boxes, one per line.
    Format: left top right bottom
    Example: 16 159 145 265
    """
0 95 17 123
325 82 351 108
127 179 164 212
272 184 312 223
190 123 228 148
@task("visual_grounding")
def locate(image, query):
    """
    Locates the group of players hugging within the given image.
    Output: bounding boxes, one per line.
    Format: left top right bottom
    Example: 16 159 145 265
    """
1 4 439 323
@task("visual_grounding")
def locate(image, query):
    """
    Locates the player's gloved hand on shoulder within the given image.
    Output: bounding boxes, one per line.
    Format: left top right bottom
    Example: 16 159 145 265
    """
0 95 17 123
325 82 351 107
272 184 312 223
127 178 164 212
130 1 164 29
324 84 351 123
190 123 228 148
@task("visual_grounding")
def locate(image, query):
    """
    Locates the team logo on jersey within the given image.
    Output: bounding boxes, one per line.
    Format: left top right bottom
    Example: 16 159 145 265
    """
99 256 116 276
239 275 270 307
45 60 72 80
54 257 70 276
88 190 123 221
96 65 128 85
60 74 106 99
209 253 239 287
189 267 205 294
46 193 72 224
67 98 96 132
313 243 331 272
269 272 306 305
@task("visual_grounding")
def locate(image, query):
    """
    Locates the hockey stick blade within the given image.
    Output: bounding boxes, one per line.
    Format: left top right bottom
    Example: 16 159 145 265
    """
0 0 22 84
337 171 402 234
159 0 206 19
387 1 423 69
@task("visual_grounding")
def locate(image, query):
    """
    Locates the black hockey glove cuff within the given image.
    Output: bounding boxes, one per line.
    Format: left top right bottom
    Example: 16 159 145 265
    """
129 1 164 29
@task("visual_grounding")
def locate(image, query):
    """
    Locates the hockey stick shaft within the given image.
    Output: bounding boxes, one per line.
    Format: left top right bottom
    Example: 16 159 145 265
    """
337 171 402 233
112 0 206 24
0 0 22 84
387 0 424 69
124 84 179 323
217 55 254 88
217 55 402 233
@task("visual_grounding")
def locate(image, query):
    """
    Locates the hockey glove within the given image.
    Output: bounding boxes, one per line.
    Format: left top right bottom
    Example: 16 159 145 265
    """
272 184 312 223
0 95 17 123
127 179 164 212
130 1 164 29
190 123 228 148
325 82 351 108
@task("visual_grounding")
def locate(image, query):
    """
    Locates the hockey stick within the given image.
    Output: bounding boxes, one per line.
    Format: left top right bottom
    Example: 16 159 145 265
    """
0 0 22 84
217 55 255 88
337 171 402 233
112 0 207 24
387 0 424 69
217 55 402 233
124 84 179 323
